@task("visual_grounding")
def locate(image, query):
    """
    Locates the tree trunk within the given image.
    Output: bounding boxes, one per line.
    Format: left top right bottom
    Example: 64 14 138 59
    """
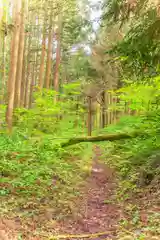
96 101 100 129
20 35 27 107
0 0 6 104
24 54 31 108
38 15 47 89
57 131 143 148
20 0 28 107
101 90 106 128
107 92 111 125
14 0 25 108
0 28 6 104
6 0 21 132
29 62 35 108
87 96 92 136
33 14 40 87
54 13 62 93
45 14 53 89
24 25 32 108
105 91 108 126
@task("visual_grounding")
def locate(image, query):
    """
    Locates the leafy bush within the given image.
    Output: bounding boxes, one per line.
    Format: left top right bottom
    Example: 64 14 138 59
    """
13 82 85 136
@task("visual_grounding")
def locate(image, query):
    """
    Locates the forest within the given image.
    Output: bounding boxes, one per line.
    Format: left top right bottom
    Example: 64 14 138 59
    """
0 0 160 239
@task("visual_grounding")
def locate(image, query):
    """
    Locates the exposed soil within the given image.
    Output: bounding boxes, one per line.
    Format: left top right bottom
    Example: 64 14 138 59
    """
0 146 159 240
54 145 120 239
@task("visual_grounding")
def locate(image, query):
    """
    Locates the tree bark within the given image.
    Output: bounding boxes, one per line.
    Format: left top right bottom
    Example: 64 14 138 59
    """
87 96 92 136
24 59 31 108
20 35 27 107
0 0 8 104
20 0 28 107
0 26 6 104
101 90 106 128
29 61 35 108
54 13 62 93
38 13 47 89
14 0 25 108
32 14 40 88
24 24 32 108
6 0 21 132
45 14 53 89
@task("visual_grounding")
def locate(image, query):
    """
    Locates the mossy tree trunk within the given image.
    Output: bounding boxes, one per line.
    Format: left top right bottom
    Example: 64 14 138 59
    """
59 131 143 148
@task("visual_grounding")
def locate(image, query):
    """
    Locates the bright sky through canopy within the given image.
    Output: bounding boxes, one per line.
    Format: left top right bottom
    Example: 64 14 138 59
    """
89 0 102 30
70 0 102 54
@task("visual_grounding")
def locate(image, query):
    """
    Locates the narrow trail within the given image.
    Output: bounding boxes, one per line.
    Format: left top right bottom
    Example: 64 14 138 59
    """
55 146 121 239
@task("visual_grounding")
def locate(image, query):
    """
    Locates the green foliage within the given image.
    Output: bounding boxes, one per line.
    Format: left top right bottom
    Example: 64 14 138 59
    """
116 75 160 112
13 82 85 136
0 132 92 195
0 83 93 215
97 76 160 190
0 130 93 215
101 0 160 79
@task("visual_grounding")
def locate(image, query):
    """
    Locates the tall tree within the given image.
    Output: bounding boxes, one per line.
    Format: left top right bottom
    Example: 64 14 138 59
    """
20 33 28 107
38 13 47 89
14 0 26 107
6 0 21 132
24 23 32 108
0 0 7 103
45 13 53 89
54 13 62 92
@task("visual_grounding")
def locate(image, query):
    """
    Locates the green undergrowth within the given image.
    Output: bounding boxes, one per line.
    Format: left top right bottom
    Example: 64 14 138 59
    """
97 113 160 186
0 131 93 216
96 76 160 192
0 83 93 217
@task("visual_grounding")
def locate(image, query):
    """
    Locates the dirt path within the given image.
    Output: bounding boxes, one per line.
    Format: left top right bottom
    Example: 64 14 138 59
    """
55 146 120 239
